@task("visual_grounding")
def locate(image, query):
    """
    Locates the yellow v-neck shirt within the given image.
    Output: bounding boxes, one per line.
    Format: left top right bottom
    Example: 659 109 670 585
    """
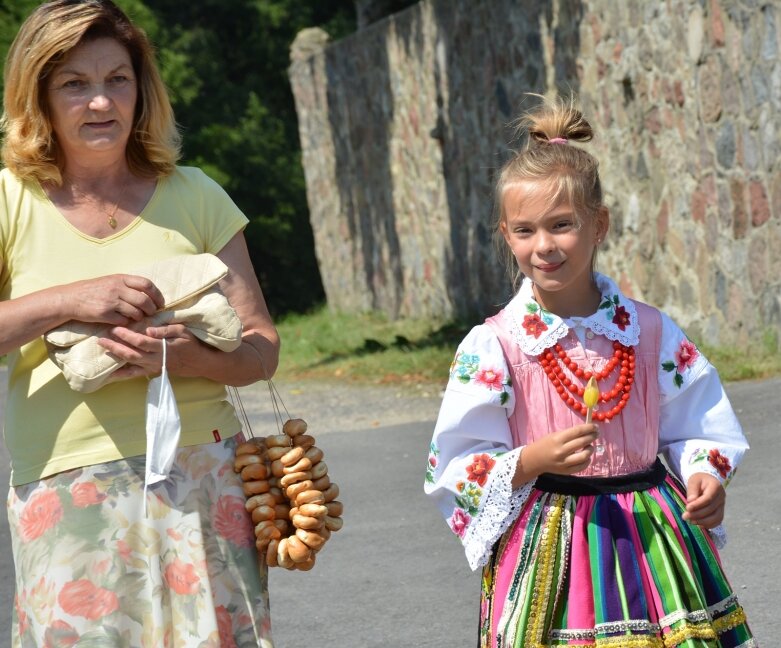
0 166 248 485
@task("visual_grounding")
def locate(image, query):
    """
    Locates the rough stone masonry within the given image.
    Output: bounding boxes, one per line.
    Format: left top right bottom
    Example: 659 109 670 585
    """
289 0 781 347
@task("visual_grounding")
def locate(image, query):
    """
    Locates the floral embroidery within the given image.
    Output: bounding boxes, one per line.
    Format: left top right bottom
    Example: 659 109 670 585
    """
522 313 548 338
662 339 700 388
611 305 631 330
707 448 732 479
598 293 622 321
448 508 471 538
674 339 699 373
455 481 482 516
690 448 734 480
466 453 496 487
450 351 512 404
425 443 439 484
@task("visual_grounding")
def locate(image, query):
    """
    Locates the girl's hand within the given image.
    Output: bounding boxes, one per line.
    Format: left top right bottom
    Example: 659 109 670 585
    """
64 274 164 325
514 424 599 487
683 473 726 529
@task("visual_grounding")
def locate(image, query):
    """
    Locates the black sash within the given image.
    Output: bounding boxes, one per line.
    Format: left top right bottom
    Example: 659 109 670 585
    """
535 458 667 495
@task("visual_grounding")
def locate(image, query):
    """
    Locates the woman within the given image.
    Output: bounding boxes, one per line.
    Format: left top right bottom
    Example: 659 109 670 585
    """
0 1 279 645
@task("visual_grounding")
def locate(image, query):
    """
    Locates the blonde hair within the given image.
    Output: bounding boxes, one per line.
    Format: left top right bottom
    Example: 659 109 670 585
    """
1 0 181 185
494 95 605 288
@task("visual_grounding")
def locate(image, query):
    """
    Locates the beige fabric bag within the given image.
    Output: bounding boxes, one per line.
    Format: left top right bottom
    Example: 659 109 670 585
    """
44 254 243 393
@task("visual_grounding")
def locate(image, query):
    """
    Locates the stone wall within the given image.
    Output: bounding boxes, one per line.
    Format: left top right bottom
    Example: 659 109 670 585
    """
289 0 781 346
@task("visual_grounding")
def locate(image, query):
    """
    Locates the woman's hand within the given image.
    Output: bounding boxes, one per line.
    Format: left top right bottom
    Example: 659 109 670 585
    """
683 472 726 529
64 274 164 326
513 424 598 488
98 322 204 381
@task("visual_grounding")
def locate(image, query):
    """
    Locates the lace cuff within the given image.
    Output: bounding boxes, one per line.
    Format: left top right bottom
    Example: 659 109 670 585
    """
462 447 536 571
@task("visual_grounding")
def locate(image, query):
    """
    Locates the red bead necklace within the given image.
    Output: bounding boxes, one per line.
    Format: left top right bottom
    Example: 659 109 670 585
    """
538 340 635 421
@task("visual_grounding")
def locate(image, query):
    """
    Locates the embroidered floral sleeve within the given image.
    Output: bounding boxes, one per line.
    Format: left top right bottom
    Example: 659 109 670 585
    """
424 325 534 570
657 312 749 489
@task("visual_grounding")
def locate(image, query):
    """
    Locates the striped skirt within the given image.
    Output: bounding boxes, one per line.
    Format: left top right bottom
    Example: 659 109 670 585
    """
479 462 755 647
8 436 273 648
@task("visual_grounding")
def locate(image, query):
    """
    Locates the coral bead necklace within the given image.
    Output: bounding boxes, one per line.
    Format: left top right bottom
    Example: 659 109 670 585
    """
538 340 635 421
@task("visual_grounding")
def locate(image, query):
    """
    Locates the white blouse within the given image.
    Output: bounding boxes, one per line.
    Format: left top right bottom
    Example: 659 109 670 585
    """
424 274 749 570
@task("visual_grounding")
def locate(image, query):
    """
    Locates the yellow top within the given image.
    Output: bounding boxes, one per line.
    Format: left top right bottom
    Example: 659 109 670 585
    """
0 166 248 485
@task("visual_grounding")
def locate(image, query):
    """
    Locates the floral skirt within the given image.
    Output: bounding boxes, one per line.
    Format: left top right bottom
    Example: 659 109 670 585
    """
8 436 273 648
480 470 755 648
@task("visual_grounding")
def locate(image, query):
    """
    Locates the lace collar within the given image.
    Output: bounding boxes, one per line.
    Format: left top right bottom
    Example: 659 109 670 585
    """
504 273 641 356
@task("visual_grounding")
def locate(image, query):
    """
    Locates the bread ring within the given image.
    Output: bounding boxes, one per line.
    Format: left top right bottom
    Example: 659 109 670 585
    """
296 527 327 551
241 463 269 481
236 440 266 456
304 447 324 464
285 480 313 501
256 524 281 542
266 434 292 448
294 555 316 571
287 535 313 563
283 457 313 475
292 514 325 531
320 527 332 541
292 434 316 449
295 489 325 506
279 446 305 467
245 493 276 511
311 475 331 491
265 538 279 567
280 471 312 488
251 505 276 523
322 483 340 502
273 504 290 519
270 460 285 478
269 487 285 504
325 501 343 517
272 518 289 534
266 447 291 461
324 515 343 532
298 503 327 519
277 538 295 569
242 480 271 496
310 461 328 480
282 418 308 438
233 453 264 472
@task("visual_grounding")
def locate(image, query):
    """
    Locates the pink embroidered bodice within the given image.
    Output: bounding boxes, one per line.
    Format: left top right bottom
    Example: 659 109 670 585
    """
485 300 662 478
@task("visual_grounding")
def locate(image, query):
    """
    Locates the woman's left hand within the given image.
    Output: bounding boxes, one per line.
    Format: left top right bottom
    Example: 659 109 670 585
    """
683 472 726 528
97 322 204 381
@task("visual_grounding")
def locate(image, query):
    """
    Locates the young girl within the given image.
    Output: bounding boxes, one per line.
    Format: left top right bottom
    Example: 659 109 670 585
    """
424 97 755 647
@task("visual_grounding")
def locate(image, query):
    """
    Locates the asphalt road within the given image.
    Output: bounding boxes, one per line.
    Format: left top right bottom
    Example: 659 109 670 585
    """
0 369 777 646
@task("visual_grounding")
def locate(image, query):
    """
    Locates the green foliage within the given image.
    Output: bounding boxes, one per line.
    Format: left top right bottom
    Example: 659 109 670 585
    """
0 0 358 315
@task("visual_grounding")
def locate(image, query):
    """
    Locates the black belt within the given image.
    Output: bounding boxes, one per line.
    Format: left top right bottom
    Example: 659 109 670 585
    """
535 458 667 495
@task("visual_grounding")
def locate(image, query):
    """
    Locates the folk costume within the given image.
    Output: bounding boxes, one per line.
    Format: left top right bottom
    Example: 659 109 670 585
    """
425 273 755 647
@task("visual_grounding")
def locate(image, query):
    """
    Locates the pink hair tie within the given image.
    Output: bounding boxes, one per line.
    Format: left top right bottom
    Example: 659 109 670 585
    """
549 137 568 145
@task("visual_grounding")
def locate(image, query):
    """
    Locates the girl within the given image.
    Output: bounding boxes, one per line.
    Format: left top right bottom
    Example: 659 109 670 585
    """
424 97 755 647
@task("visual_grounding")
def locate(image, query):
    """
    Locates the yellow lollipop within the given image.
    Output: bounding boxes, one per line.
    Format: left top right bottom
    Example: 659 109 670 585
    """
583 376 599 424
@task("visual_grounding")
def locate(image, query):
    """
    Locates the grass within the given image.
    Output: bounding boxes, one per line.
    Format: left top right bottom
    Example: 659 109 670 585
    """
273 306 468 387
274 306 781 387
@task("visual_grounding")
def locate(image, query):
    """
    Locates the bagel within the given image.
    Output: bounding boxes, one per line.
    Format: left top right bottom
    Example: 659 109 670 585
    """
279 446 305 467
287 535 313 563
322 483 340 502
325 501 343 517
285 480 313 501
310 461 328 480
265 538 279 567
245 493 276 511
324 515 344 532
266 447 291 461
236 440 266 456
311 475 331 491
294 489 326 506
233 452 264 472
304 446 324 464
294 555 316 571
241 463 269 481
251 505 275 523
282 418 308 438
242 480 271 497
292 514 325 531
266 434 292 448
292 434 316 449
298 503 327 519
280 471 312 488
296 527 328 551
283 457 313 475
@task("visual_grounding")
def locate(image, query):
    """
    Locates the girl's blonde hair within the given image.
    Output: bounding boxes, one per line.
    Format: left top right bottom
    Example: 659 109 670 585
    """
494 95 604 289
1 0 181 185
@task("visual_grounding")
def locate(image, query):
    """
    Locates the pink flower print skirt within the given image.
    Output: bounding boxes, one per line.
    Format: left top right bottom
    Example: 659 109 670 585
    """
7 436 274 647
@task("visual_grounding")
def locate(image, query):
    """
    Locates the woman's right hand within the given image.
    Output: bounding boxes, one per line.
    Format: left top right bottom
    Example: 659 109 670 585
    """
513 424 599 487
63 274 164 325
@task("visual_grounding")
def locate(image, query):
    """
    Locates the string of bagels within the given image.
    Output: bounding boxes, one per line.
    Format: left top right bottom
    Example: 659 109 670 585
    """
230 378 343 571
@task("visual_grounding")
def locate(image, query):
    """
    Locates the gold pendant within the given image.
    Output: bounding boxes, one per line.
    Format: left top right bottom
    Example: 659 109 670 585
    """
108 215 117 229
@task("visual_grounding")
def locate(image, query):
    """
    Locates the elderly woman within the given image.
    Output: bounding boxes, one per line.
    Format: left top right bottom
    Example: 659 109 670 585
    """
0 1 278 645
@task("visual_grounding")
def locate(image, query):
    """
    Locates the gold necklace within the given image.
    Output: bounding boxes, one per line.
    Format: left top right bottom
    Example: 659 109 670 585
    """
68 179 128 229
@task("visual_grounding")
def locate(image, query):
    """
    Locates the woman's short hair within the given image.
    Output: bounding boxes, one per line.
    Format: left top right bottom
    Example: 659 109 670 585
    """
1 0 181 184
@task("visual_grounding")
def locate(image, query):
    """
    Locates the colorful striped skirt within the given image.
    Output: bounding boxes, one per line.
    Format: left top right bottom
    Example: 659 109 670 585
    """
7 435 274 648
479 461 755 647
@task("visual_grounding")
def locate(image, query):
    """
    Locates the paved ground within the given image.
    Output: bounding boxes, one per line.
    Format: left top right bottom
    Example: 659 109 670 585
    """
0 369 777 645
